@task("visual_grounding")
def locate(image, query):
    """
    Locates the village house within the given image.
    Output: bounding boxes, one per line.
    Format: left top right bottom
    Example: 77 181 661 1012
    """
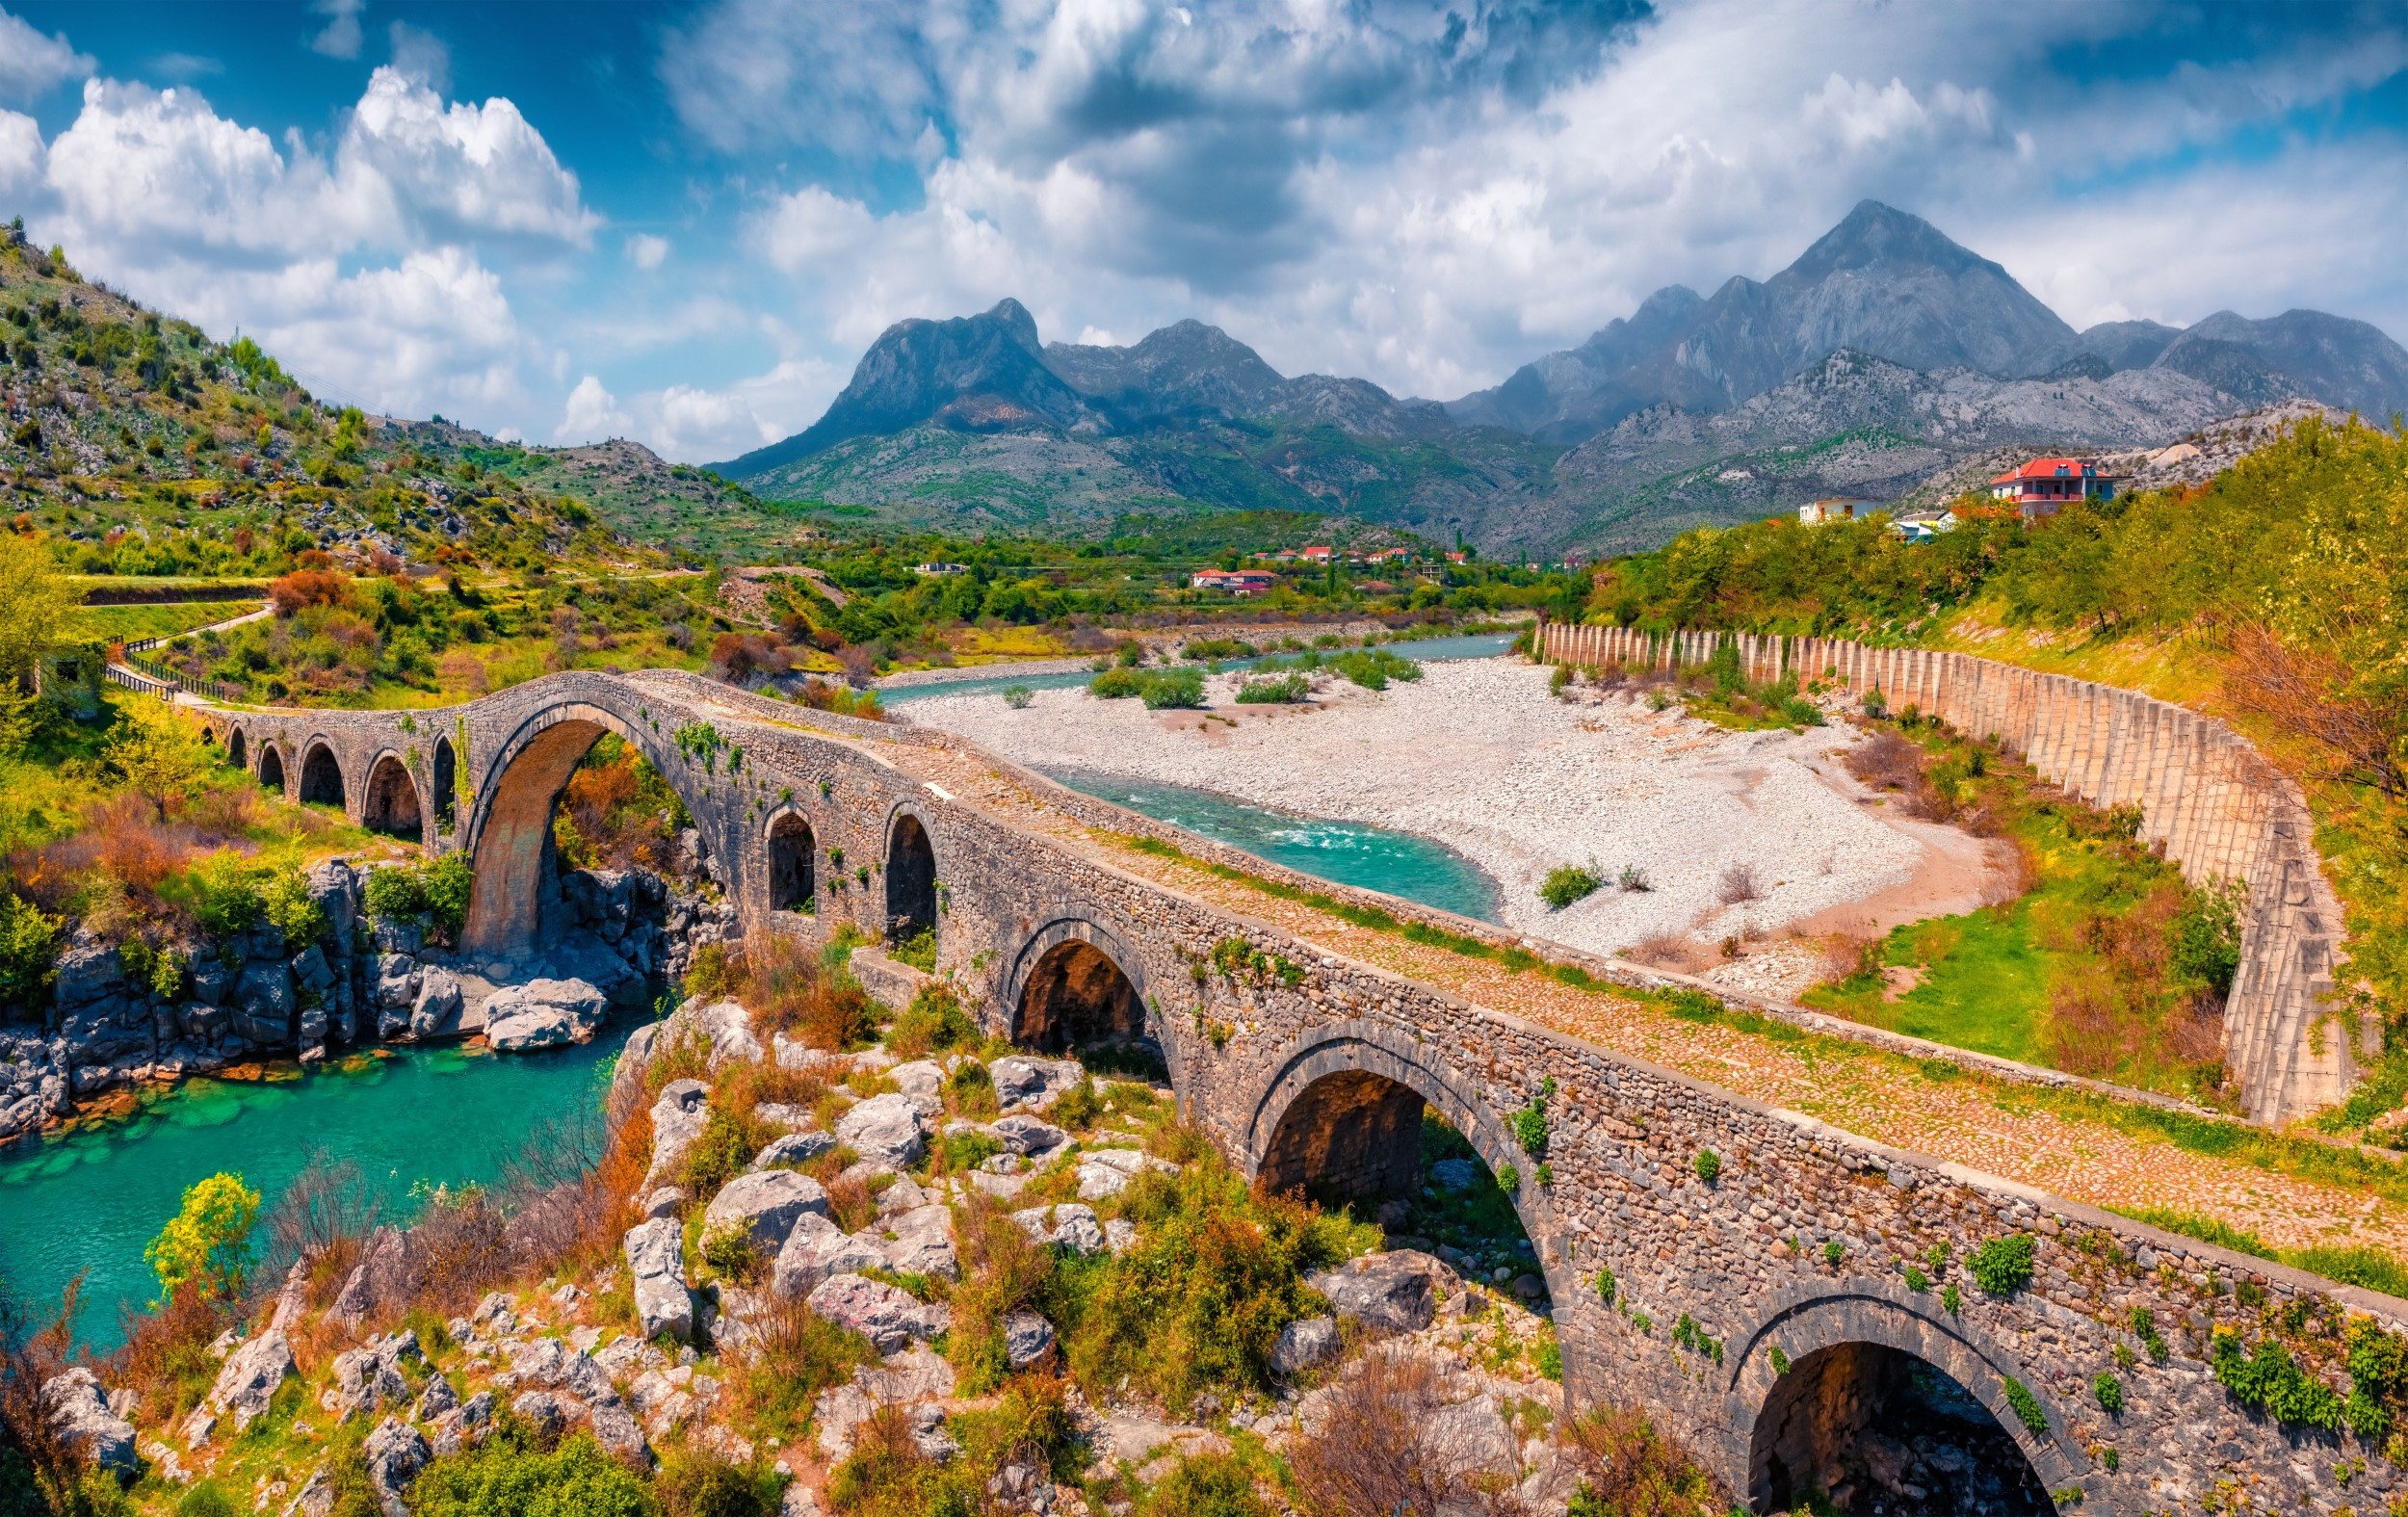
1989 458 2118 517
1191 568 1277 595
1797 497 1877 525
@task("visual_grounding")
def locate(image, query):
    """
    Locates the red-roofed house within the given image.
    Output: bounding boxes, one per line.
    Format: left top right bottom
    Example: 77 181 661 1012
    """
1192 569 1277 595
1300 545 1335 562
1989 458 2118 518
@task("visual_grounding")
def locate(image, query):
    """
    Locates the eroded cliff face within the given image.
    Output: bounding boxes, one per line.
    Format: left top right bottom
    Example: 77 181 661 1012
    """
0 862 736 1142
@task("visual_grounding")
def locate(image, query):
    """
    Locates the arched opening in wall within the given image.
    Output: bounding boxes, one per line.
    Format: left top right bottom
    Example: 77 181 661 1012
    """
464 719 701 960
363 755 423 841
227 729 246 769
1259 1070 1546 1301
257 744 284 792
299 744 345 807
769 813 815 913
431 737 456 830
1014 940 1155 1069
884 813 936 959
1750 1342 2052 1517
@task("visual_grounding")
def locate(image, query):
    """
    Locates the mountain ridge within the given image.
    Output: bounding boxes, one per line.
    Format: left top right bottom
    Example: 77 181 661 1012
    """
714 201 2408 551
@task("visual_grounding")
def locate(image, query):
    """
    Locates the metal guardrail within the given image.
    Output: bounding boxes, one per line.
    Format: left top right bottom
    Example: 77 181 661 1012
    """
109 649 243 704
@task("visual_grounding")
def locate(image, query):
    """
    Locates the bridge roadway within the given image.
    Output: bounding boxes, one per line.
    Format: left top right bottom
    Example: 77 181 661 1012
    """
196 669 2402 1513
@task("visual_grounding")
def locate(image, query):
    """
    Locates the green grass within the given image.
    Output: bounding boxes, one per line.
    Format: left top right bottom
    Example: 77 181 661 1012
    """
2107 1205 2408 1298
76 602 258 641
1804 900 2051 1062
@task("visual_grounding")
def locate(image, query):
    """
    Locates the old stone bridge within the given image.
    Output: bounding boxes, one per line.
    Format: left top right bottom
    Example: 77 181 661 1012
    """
194 669 2401 1515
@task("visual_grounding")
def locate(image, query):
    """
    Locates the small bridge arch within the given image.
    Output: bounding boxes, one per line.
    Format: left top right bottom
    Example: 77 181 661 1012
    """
1004 913 1152 1052
226 727 247 770
883 804 938 947
1720 1282 2075 1513
765 806 816 912
257 742 286 793
298 739 346 807
362 749 423 839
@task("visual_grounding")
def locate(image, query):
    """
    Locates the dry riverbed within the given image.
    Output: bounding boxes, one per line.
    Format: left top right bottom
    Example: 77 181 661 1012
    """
903 657 2009 978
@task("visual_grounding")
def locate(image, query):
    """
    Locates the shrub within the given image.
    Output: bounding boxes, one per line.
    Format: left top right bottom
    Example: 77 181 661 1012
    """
1089 667 1143 699
1235 673 1309 704
1595 1266 1616 1306
728 1294 877 1444
1693 1150 1720 1184
1140 667 1207 709
2212 1331 2343 1428
1327 648 1421 691
144 1172 260 1305
0 893 56 1005
362 865 427 921
1513 1096 1549 1157
1821 1241 1844 1267
1290 1349 1537 1517
2093 1373 2124 1413
1971 1234 2036 1295
1002 684 1034 709
890 928 936 972
1139 1452 1269 1517
175 1482 239 1517
1714 861 1763 905
681 1110 765 1202
412 1425 660 1517
1617 864 1651 893
886 982 977 1059
2001 1374 2051 1437
2170 877 2247 995
1539 863 1602 910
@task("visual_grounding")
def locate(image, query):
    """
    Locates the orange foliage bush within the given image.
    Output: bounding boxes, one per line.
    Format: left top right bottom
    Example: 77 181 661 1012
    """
268 568 354 617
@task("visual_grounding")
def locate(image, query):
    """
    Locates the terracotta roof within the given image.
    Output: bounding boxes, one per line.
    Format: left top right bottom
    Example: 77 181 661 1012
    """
1990 458 2087 484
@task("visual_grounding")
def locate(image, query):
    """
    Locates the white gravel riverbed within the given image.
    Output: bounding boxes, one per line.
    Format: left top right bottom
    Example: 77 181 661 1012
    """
904 658 2002 966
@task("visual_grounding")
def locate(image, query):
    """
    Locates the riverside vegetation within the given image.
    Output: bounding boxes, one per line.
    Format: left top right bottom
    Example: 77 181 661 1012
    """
1584 414 2408 1138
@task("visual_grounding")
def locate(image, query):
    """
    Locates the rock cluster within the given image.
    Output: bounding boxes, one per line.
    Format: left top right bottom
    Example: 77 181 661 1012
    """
0 863 734 1141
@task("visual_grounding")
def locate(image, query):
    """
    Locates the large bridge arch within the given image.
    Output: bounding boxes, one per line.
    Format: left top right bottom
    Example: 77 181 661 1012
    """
1719 1282 2078 1511
1003 913 1155 1052
458 699 719 960
1243 1021 1534 1215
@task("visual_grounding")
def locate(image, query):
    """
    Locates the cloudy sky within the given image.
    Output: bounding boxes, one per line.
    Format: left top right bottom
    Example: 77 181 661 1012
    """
2 0 2402 462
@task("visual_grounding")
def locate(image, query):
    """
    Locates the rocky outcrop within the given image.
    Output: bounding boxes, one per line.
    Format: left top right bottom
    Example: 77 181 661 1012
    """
1305 1250 1456 1335
623 1218 694 1342
44 1369 137 1479
804 1273 950 1355
0 862 730 1141
834 1092 927 1166
207 1330 296 1433
699 1170 828 1253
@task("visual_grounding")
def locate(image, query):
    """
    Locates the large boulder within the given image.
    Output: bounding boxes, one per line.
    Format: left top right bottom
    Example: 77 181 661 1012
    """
1008 1203 1107 1256
804 1274 950 1354
230 962 296 1045
1304 1250 1454 1335
643 1079 711 1190
689 1000 763 1068
362 1415 430 1515
623 1218 694 1342
52 946 124 1009
749 1131 836 1171
43 1369 136 1478
879 1206 959 1282
1001 1312 1057 1372
988 1114 1069 1158
773 1216 888 1299
208 1330 296 1431
484 978 610 1053
989 1056 1085 1111
835 1092 927 1167
700 1170 829 1253
1269 1317 1341 1375
407 968 465 1040
887 1060 945 1117
1076 1147 1175 1201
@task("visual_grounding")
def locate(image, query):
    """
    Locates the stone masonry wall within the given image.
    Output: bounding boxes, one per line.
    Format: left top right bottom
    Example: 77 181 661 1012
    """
1541 621 2352 1125
177 670 2408 1511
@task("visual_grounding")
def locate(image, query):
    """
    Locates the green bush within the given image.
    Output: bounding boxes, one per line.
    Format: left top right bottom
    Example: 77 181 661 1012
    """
2001 1374 2051 1437
175 1482 240 1517
2093 1373 2124 1413
412 1425 660 1517
1513 1097 1549 1157
1971 1234 2036 1295
1327 648 1422 691
0 892 57 1005
1693 1150 1720 1183
1090 667 1143 699
1539 863 1601 910
1139 1452 1270 1517
1183 638 1257 662
1235 673 1309 704
681 1110 757 1201
362 865 428 921
1002 684 1034 709
183 851 266 939
2170 878 2247 995
891 928 936 972
1140 667 1207 709
2212 1331 2343 1429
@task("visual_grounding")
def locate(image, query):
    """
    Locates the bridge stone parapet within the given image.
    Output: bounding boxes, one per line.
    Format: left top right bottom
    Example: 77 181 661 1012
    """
1540 621 2353 1125
189 669 2403 1510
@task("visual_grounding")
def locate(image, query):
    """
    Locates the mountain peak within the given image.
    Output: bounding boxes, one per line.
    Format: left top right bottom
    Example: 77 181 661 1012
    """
984 297 1041 352
1786 200 1998 281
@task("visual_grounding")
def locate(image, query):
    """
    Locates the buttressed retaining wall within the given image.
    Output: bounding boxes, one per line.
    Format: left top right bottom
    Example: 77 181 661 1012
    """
1539 621 2352 1125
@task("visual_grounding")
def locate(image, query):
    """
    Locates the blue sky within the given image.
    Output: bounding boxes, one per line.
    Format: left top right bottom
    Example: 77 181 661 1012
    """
1 1 2402 462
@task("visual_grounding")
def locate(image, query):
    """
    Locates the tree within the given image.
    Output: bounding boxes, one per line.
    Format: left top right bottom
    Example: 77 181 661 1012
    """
0 531 79 690
144 1172 260 1305
104 699 211 821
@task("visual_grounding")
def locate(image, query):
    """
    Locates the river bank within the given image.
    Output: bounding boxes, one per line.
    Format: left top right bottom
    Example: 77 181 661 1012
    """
903 657 2009 972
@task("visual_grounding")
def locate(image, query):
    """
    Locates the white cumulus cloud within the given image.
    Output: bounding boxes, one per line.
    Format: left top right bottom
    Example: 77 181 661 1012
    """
309 0 366 62
0 7 93 103
558 375 632 441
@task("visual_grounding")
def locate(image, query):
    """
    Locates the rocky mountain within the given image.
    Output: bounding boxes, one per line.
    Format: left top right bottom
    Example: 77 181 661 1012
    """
714 200 2408 552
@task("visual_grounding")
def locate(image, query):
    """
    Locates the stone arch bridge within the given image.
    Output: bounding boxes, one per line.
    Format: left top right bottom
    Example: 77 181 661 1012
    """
194 670 2397 1513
